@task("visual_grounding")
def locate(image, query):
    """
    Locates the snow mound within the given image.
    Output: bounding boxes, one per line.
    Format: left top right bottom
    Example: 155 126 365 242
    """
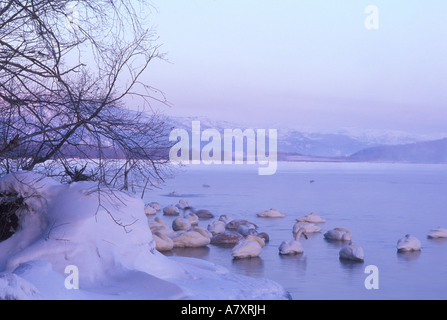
0 172 288 300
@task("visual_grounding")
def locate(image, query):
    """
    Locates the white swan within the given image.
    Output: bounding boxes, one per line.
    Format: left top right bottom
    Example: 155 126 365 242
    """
324 228 352 241
427 227 447 239
184 212 199 226
148 216 169 232
397 234 421 252
207 220 226 235
297 212 326 223
339 242 364 261
148 201 161 212
171 226 212 248
172 217 192 231
144 204 157 216
210 230 243 245
226 219 258 231
279 227 308 255
256 208 285 218
175 199 190 210
236 224 258 237
218 214 233 225
152 231 174 251
293 221 321 234
195 209 215 219
232 235 265 259
163 205 180 216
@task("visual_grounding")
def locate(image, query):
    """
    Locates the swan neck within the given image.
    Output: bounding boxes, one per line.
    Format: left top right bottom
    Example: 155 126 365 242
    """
295 228 306 240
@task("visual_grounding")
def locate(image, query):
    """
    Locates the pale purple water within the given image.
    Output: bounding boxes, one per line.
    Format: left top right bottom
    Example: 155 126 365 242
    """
144 162 447 300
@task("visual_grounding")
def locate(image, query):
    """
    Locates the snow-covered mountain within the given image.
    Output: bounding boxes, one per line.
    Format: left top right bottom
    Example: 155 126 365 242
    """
349 138 447 163
167 116 445 158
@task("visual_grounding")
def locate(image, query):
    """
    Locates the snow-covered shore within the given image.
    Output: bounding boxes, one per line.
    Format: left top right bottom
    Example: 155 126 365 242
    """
0 172 288 300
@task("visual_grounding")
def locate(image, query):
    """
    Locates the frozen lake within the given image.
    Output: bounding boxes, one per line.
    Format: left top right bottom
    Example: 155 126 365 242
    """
143 162 447 300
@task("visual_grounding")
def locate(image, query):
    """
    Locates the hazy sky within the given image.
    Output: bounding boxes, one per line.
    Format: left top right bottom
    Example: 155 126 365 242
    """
143 0 447 136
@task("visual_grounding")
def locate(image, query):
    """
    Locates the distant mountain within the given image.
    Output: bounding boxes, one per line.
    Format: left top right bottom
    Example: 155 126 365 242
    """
349 138 447 163
276 130 376 157
168 116 440 158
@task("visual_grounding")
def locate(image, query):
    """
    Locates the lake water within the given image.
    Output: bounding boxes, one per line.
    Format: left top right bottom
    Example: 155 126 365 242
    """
143 162 447 300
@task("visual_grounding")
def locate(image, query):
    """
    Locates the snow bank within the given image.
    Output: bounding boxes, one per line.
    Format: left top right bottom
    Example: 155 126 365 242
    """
0 172 288 300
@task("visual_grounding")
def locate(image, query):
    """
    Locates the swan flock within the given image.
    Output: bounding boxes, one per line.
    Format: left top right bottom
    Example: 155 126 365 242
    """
146 200 444 267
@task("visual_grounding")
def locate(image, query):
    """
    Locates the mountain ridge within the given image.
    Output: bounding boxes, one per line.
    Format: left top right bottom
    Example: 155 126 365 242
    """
167 116 447 162
348 137 447 164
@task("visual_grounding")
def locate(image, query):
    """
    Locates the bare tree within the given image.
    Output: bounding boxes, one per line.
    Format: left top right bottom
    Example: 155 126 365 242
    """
0 0 174 192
